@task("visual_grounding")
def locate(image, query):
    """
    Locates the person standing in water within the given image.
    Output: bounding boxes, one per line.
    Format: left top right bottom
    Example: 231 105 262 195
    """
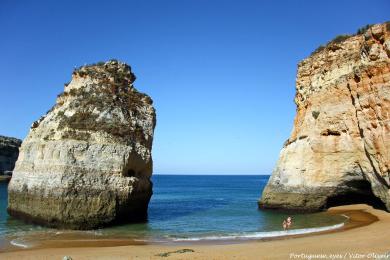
282 219 287 230
286 216 292 229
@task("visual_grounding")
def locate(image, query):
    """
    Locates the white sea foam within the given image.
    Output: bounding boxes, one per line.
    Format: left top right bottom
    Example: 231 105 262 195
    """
10 239 30 248
134 239 167 243
170 223 345 241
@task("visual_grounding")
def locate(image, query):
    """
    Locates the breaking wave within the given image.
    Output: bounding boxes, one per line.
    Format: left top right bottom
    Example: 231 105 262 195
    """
169 222 345 241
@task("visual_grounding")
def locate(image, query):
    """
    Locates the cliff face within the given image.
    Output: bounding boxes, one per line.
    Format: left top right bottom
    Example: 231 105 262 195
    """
259 22 390 211
0 135 22 174
8 60 156 229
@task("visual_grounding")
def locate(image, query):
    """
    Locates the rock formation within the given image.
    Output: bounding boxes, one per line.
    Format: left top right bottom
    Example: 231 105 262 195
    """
0 135 22 174
8 60 156 229
259 22 390 212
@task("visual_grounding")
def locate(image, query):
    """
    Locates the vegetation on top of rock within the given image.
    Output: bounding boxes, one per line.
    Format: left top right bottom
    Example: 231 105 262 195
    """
0 135 22 157
310 23 385 56
30 59 155 145
311 34 350 55
356 24 373 35
56 86 149 143
0 135 22 146
53 60 154 146
72 59 136 84
330 34 351 44
312 45 325 54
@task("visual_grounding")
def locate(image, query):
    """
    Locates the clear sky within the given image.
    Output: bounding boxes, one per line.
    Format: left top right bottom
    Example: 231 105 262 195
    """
0 1 389 175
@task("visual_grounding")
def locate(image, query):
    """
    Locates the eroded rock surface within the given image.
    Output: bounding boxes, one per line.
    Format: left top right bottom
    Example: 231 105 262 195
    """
0 135 22 174
259 22 390 211
8 60 156 229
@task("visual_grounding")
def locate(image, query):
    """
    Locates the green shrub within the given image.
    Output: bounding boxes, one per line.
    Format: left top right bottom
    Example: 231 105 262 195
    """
309 23 380 56
311 45 326 55
330 34 350 44
356 24 372 35
310 35 350 56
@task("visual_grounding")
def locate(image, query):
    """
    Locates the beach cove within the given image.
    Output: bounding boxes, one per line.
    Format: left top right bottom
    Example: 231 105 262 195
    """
0 175 349 251
1 204 388 259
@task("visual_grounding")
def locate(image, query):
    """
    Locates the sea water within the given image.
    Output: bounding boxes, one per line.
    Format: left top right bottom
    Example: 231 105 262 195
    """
0 175 347 249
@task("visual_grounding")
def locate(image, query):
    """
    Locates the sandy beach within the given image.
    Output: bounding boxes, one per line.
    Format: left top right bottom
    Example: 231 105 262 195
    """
1 204 389 259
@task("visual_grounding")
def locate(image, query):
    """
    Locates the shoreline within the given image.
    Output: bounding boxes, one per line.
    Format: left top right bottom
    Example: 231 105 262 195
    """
1 204 388 259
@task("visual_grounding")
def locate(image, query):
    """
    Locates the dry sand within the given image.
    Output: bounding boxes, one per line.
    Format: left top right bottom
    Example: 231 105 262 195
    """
1 204 390 260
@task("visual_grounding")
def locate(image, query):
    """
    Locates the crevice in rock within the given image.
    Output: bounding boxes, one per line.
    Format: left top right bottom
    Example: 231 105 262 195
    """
363 147 389 188
346 83 389 190
283 138 296 148
354 74 361 83
321 129 341 136
125 169 136 177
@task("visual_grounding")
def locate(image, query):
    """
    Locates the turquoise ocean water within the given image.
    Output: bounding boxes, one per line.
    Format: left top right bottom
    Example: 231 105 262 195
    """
0 175 346 249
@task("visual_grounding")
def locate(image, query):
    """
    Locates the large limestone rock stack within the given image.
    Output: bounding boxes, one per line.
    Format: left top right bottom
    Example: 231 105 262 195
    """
0 135 22 174
8 60 156 229
260 22 390 211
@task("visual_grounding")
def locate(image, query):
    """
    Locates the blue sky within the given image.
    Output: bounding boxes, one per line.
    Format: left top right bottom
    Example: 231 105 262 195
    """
0 1 389 174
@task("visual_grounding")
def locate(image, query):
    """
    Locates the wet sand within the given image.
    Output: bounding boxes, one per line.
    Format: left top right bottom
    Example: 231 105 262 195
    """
1 204 389 259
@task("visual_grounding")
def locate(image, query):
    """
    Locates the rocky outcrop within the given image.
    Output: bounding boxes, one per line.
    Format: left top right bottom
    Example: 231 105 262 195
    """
8 60 156 229
259 22 390 212
0 135 22 174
